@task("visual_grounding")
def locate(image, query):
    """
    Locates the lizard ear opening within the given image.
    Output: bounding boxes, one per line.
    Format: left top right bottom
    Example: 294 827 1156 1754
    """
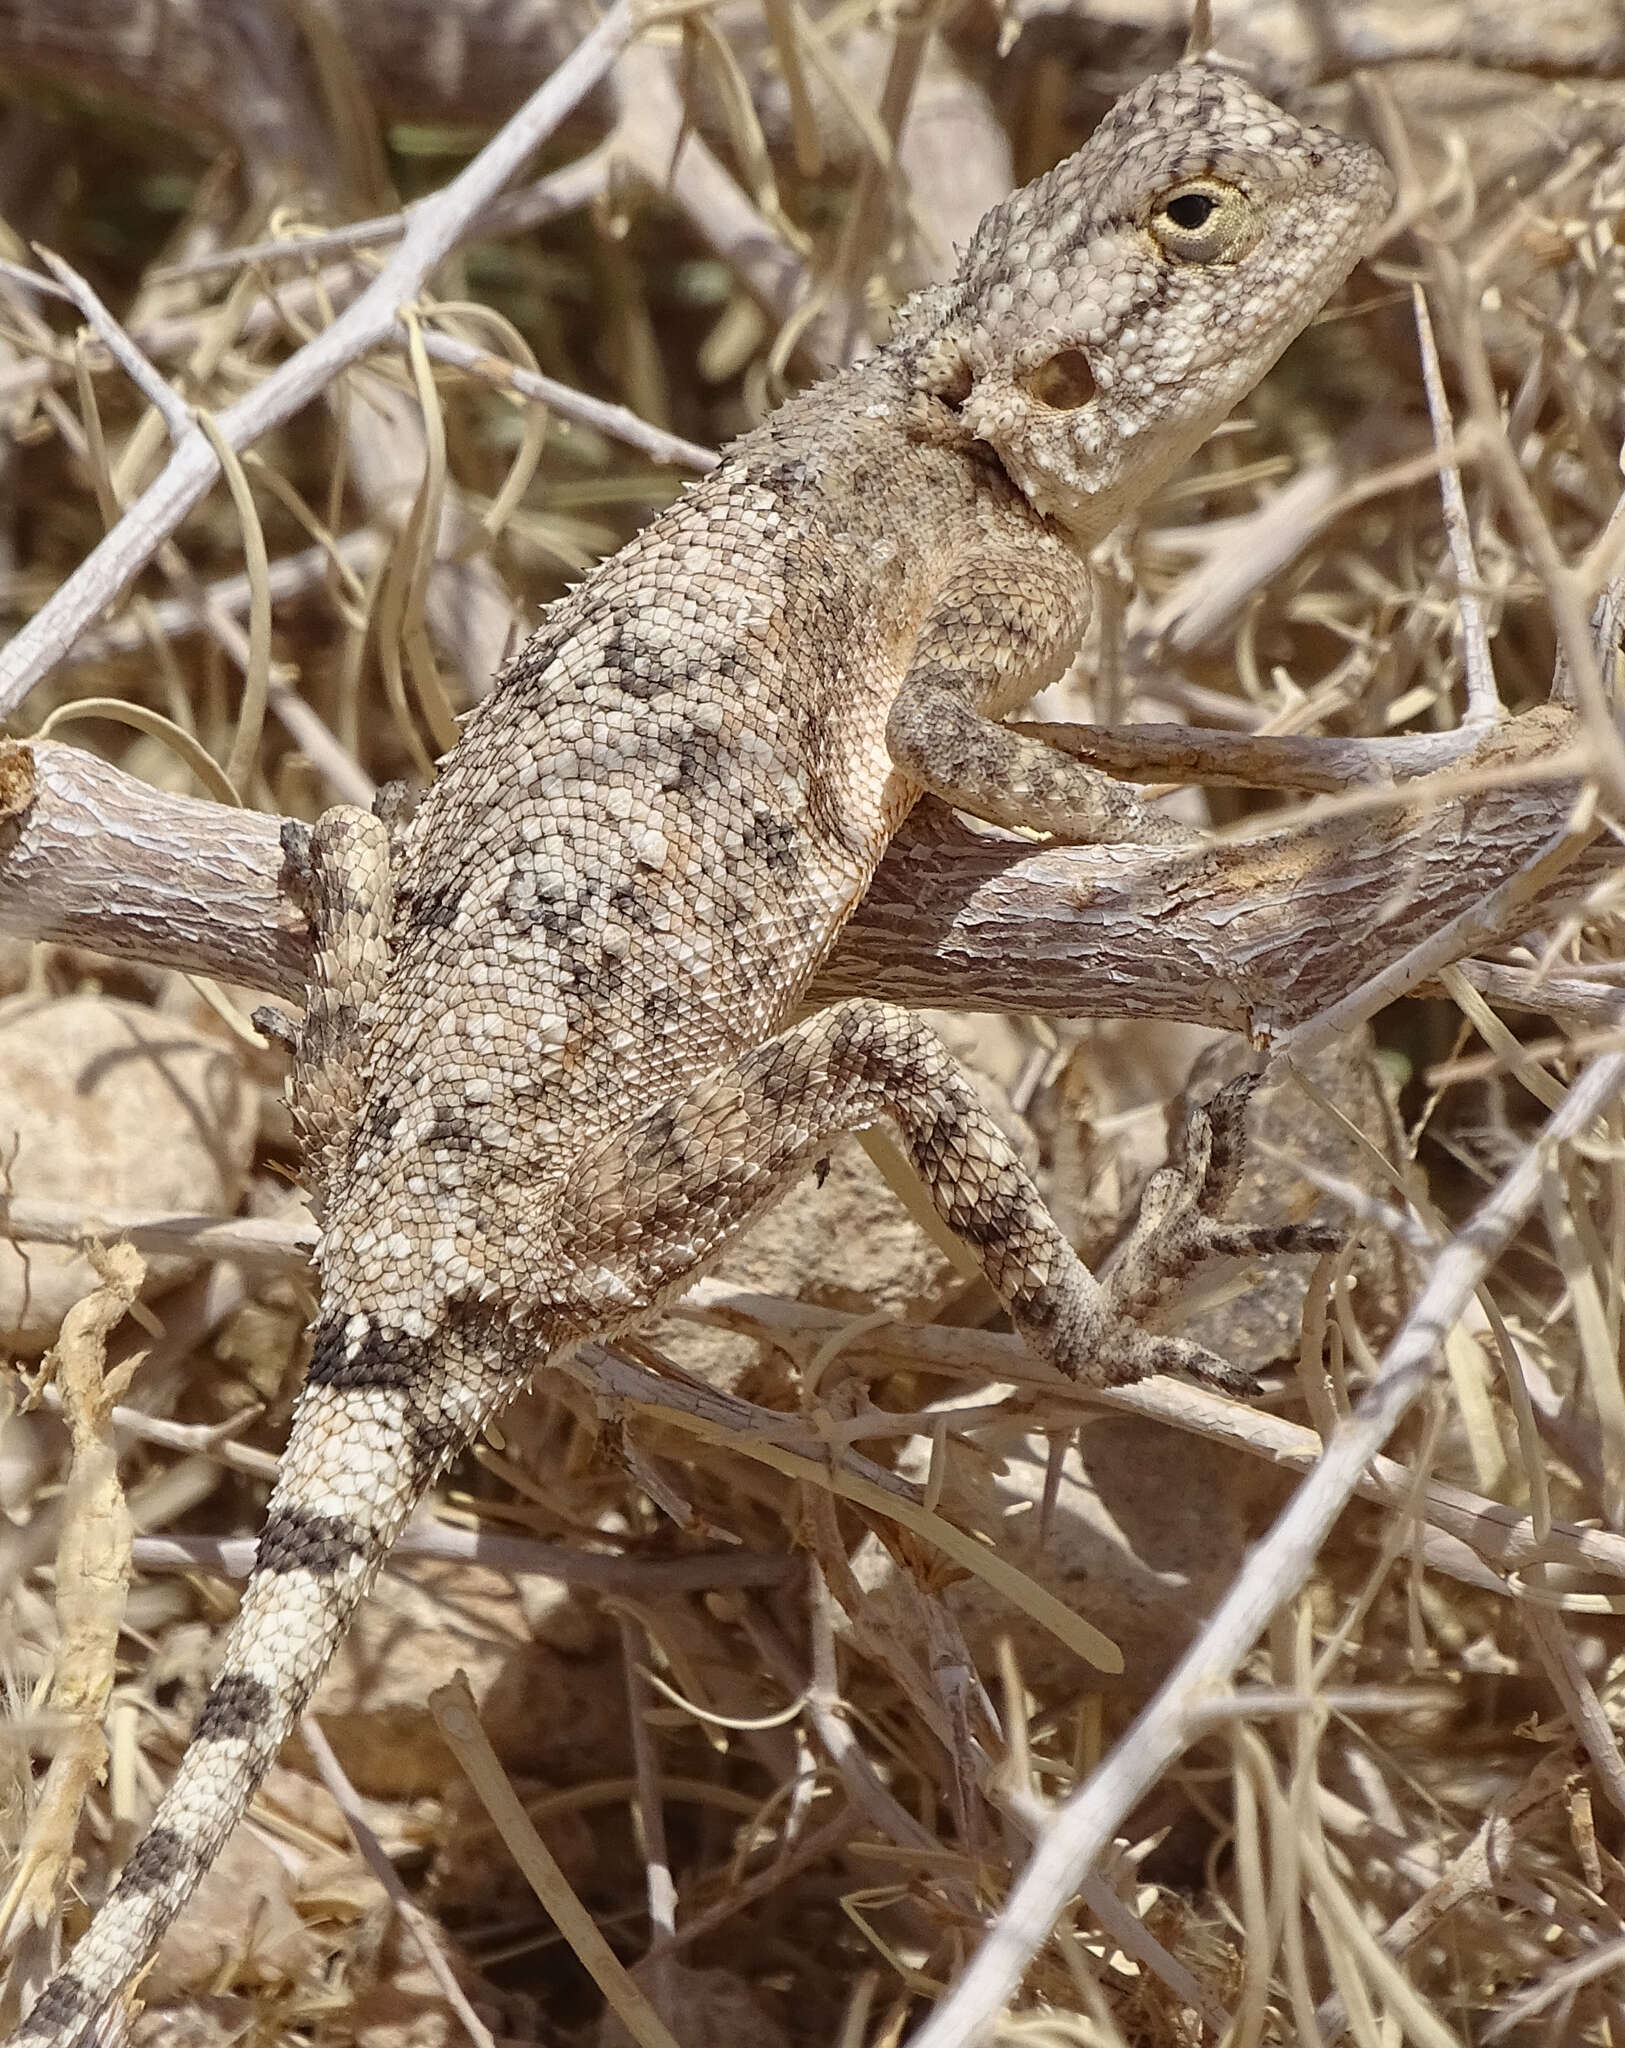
1018 349 1097 411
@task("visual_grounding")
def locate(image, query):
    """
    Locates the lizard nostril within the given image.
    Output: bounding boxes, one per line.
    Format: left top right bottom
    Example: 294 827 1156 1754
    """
1019 348 1097 411
916 348 972 412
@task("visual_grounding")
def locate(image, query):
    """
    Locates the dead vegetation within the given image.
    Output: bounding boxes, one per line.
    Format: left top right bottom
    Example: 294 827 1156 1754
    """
1 2 1624 2044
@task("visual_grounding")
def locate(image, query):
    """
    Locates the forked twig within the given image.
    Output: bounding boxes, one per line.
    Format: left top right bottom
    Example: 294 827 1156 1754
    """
0 2 638 712
907 1046 1625 2048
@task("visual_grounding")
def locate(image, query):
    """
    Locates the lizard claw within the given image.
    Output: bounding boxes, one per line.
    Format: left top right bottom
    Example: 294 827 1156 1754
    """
252 1004 300 1054
1103 1070 1343 1339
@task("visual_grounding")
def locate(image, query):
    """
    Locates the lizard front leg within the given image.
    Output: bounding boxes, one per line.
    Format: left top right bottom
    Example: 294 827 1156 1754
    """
884 546 1335 1336
541 998 1260 1392
885 538 1197 848
273 804 396 1217
1103 1070 1340 1327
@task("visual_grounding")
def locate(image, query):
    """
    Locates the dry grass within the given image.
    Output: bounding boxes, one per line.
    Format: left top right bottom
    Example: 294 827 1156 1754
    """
2 6 1625 2046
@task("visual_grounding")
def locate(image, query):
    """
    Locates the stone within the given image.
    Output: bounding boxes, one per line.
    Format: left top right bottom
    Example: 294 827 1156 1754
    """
0 996 257 1352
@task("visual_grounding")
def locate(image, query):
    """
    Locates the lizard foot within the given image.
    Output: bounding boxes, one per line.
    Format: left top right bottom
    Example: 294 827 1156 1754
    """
1099 1072 1342 1384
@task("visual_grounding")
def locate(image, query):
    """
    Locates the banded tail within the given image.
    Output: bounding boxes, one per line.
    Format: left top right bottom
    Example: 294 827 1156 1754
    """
12 1318 481 2047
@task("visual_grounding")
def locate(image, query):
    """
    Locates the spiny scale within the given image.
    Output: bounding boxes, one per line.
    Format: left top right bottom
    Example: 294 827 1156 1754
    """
10 60 1389 2045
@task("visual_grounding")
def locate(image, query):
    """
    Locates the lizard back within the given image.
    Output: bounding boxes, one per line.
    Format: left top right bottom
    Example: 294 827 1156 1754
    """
317 360 1059 1329
9 56 1392 2048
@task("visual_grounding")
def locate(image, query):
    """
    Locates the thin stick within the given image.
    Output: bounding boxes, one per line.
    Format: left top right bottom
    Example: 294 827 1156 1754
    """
0 2 637 713
1424 215 1625 802
615 1612 679 2017
64 534 382 666
413 325 714 474
150 150 610 287
1520 1602 1625 1823
1411 283 1499 724
27 249 191 443
904 1046 1625 2048
643 1807 857 1958
300 1713 498 2048
1312 1760 1567 2040
429 1673 686 2048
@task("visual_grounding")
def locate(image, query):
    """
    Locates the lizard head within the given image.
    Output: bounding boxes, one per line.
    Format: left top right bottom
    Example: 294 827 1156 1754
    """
899 62 1394 541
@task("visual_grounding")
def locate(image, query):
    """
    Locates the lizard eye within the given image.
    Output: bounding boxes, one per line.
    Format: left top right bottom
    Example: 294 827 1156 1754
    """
1149 178 1260 264
1166 192 1217 228
1018 348 1097 411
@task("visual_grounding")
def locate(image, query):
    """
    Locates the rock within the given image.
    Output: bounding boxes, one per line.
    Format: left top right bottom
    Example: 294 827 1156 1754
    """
348 1927 541 2048
146 1823 318 1999
306 1558 630 1797
848 1420 1251 1694
130 1997 254 2048
0 996 257 1352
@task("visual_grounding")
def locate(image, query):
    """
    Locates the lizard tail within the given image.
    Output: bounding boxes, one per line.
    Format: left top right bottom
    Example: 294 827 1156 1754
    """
14 1308 484 2048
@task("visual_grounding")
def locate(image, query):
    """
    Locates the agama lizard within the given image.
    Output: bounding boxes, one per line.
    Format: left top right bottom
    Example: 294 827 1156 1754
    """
11 57 1392 2045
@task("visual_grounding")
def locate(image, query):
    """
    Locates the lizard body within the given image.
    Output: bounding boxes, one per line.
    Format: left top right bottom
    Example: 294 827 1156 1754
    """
12 59 1391 2045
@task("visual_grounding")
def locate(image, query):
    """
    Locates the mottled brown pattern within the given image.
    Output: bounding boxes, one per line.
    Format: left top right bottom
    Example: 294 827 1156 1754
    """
13 60 1390 2046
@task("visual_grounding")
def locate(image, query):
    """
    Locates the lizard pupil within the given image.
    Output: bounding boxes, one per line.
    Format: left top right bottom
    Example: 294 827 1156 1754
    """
1165 191 1218 229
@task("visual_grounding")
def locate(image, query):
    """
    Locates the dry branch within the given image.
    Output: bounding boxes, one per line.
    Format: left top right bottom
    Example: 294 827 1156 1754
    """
910 1043 1625 2048
0 2 637 711
0 714 1605 1035
7 9 1625 2045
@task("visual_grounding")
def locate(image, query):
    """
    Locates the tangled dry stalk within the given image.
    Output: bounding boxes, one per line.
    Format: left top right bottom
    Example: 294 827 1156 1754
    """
2 3 1625 2045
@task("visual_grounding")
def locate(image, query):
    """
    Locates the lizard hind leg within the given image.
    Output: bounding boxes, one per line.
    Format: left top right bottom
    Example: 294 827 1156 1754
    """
1104 1072 1342 1329
549 998 1251 1393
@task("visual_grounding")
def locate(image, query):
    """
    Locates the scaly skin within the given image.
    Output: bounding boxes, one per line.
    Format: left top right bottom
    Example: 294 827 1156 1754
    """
10 59 1391 2046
